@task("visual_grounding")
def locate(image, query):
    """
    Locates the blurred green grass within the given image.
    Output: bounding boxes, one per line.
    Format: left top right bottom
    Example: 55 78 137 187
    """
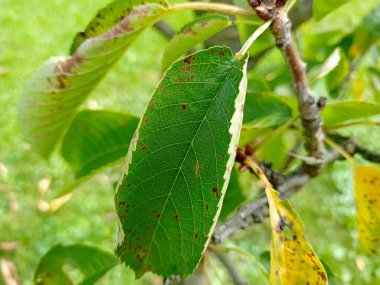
0 1 379 284
0 0 186 283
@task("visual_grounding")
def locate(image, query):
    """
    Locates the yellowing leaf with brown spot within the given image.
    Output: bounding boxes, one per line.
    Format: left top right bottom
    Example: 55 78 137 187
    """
265 187 328 285
355 165 380 254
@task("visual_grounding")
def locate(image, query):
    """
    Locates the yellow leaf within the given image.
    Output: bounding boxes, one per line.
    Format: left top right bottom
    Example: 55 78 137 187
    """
265 187 328 285
354 165 380 254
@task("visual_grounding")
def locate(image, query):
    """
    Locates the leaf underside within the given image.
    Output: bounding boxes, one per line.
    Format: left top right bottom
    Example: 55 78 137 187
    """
354 165 380 254
161 14 230 73
34 244 117 285
61 110 139 178
115 46 248 277
266 187 328 285
19 0 167 158
321 101 380 126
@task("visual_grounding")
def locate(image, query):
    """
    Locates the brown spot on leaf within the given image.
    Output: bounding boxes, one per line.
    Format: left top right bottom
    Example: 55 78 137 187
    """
189 74 195 81
174 214 180 221
184 56 192 64
212 187 219 197
179 77 184 83
210 50 215 55
219 50 225 56
195 160 199 177
181 104 187 110
144 117 149 124
141 143 147 151
205 204 209 211
195 231 199 239
56 75 67 89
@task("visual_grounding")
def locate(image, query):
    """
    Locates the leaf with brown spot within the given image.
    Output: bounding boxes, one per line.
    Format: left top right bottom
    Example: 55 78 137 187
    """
355 165 380 254
265 187 328 285
116 47 248 277
161 14 231 73
19 0 168 158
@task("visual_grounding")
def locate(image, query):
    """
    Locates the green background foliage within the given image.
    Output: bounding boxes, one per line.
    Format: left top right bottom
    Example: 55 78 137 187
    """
1 0 380 284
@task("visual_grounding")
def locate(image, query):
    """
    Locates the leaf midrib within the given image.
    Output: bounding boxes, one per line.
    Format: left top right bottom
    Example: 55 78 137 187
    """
142 59 237 272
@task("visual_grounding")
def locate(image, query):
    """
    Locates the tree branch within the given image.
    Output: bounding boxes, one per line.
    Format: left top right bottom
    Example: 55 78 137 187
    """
212 136 380 243
248 0 325 176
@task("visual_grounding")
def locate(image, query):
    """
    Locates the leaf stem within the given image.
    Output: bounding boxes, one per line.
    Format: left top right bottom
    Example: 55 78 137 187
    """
254 115 298 150
210 245 269 279
236 20 272 59
325 120 380 131
244 157 272 189
325 136 355 165
169 3 255 16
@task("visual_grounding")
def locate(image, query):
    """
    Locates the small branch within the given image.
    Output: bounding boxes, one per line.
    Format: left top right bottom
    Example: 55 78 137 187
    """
169 3 255 16
213 136 380 242
248 0 325 176
154 21 176 39
163 276 180 285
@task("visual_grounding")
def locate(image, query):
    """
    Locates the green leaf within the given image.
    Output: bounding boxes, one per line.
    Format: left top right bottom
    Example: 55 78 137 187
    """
321 101 380 126
61 110 139 178
34 244 118 285
161 14 231 73
302 0 379 61
71 0 168 53
243 93 293 128
19 0 168 158
313 0 351 21
115 47 248 277
219 167 246 221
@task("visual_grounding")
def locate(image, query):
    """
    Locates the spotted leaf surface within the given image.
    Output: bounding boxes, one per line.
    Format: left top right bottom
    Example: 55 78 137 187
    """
19 0 167 158
115 47 248 277
355 165 380 254
265 187 328 285
161 14 231 72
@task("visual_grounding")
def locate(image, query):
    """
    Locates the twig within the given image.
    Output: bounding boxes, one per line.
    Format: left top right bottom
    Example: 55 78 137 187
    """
213 135 380 242
154 21 176 39
248 0 325 176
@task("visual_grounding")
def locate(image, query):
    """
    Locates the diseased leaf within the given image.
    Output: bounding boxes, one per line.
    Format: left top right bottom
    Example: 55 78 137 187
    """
265 187 328 285
321 101 380 126
61 110 139 178
219 167 246 221
34 244 117 285
354 165 380 254
161 14 231 73
71 0 167 53
243 93 292 128
115 47 248 277
19 0 168 158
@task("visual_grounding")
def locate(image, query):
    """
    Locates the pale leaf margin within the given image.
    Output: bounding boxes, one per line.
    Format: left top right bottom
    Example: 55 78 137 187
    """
115 50 249 277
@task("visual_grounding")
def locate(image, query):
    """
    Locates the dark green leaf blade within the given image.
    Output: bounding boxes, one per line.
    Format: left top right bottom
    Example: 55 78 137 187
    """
115 47 248 277
19 1 167 158
34 244 118 285
161 14 231 72
243 93 293 128
61 110 139 178
219 167 246 221
321 101 380 126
